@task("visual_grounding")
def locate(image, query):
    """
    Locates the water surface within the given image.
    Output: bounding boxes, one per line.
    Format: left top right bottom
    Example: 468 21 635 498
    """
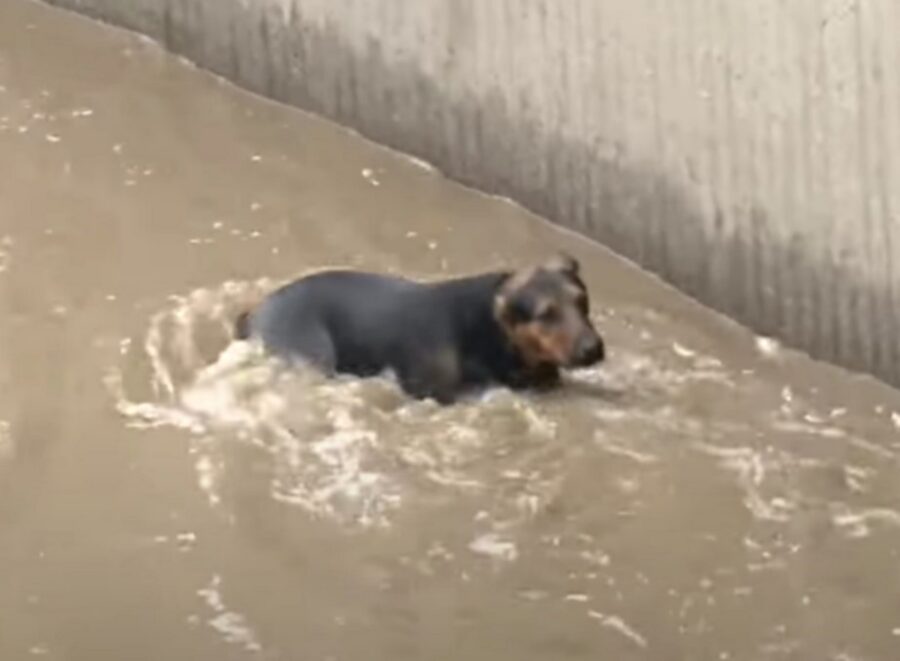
2 2 900 660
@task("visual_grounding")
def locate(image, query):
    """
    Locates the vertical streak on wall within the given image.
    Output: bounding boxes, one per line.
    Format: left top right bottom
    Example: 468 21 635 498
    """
880 1 900 378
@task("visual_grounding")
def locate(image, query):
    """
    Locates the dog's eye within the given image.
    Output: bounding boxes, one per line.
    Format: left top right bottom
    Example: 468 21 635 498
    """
536 306 560 323
506 299 532 323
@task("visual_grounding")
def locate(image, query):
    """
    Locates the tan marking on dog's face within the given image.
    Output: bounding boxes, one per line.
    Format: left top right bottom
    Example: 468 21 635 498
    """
508 319 576 366
494 255 602 368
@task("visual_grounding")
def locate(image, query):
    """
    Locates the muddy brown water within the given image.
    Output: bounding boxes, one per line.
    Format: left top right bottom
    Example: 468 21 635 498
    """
2 2 900 660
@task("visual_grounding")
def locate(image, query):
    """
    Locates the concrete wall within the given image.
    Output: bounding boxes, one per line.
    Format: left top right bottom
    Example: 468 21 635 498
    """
44 0 900 385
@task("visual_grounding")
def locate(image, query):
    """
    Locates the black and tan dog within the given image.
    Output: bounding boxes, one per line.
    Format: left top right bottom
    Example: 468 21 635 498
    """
235 254 604 404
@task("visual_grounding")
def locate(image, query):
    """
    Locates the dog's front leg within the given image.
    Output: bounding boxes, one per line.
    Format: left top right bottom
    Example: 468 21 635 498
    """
396 347 461 405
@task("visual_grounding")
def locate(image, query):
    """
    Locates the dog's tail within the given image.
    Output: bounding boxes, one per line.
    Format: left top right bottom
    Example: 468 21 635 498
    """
234 310 252 340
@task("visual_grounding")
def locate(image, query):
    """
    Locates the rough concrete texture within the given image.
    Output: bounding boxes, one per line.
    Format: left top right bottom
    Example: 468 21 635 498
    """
42 0 900 386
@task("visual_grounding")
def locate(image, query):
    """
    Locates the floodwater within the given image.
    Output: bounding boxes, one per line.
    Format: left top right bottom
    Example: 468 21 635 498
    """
2 1 900 660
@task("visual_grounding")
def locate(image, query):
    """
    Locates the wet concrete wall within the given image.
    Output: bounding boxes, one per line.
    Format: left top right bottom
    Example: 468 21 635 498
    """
42 0 900 386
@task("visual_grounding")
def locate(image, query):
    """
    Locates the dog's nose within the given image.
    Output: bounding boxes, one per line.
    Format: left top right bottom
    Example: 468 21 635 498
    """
575 333 605 366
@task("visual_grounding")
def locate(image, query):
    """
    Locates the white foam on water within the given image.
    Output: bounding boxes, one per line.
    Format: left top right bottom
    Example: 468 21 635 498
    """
587 609 648 649
0 419 12 461
830 503 900 539
106 278 582 531
694 443 797 523
0 234 12 273
593 431 658 465
468 532 519 563
755 336 781 358
196 575 262 653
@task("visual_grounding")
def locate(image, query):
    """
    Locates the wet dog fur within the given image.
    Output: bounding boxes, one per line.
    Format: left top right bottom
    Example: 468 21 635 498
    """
235 254 605 404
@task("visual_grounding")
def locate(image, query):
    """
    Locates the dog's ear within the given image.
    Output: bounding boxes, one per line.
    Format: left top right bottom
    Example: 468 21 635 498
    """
543 252 580 276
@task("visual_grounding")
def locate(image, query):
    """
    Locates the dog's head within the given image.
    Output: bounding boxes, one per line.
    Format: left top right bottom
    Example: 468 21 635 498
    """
494 253 605 369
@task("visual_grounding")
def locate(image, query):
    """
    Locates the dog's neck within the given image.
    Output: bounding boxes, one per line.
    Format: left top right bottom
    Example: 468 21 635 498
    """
428 271 512 349
433 272 557 384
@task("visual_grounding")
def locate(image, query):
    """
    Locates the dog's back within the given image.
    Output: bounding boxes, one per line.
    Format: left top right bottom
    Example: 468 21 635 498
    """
243 270 424 373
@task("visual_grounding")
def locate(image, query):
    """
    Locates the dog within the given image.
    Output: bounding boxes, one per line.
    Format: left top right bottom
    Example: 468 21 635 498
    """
234 254 604 404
